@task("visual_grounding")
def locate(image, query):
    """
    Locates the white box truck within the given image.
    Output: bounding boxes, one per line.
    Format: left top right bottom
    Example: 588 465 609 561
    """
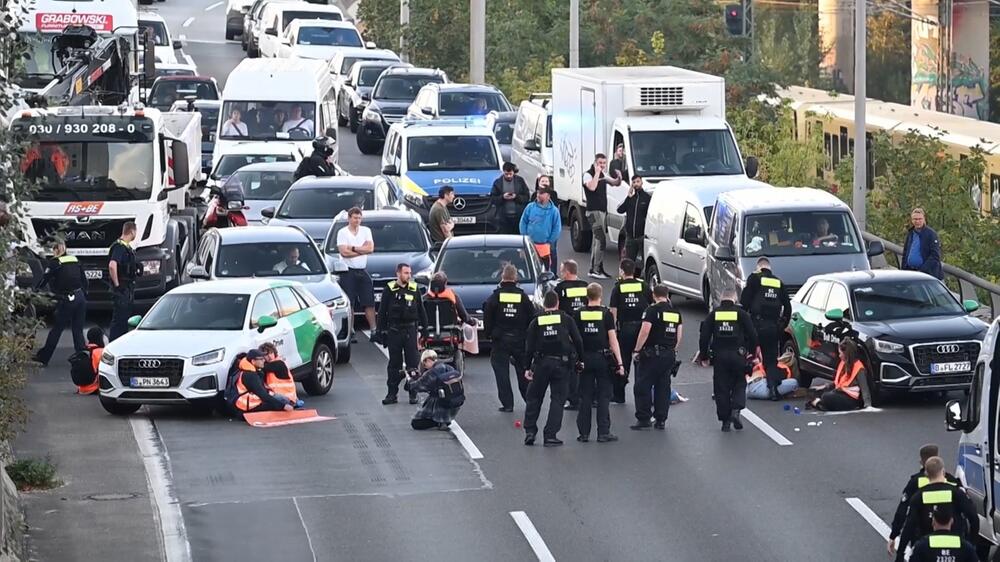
551 66 762 252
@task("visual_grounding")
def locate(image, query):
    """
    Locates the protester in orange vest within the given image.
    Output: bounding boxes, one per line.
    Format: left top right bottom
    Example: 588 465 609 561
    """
68 327 105 395
806 339 864 411
228 349 294 415
259 342 298 404
426 272 473 326
746 350 798 400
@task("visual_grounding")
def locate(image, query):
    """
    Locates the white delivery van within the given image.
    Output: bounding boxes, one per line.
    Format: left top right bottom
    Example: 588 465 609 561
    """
510 93 553 187
257 1 343 58
551 66 761 253
215 58 337 168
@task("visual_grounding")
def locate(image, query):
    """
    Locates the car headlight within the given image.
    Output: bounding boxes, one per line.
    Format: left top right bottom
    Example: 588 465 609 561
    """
326 296 349 310
402 191 426 208
101 351 115 366
141 260 161 276
363 108 381 122
873 339 905 354
192 348 226 366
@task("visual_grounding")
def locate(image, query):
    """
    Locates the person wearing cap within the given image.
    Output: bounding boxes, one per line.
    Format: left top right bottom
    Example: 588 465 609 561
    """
519 185 561 271
407 349 465 430
228 349 295 415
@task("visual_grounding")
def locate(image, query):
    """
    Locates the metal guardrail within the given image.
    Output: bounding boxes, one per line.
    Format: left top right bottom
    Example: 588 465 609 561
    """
863 232 1000 321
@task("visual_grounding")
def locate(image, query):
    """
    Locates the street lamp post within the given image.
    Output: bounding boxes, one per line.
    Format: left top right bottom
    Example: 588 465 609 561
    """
470 0 485 83
399 0 409 63
569 0 579 68
853 0 867 231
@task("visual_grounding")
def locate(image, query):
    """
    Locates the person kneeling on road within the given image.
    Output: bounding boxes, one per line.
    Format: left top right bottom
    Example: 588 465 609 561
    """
407 350 465 430
746 351 798 400
227 349 295 415
805 339 864 411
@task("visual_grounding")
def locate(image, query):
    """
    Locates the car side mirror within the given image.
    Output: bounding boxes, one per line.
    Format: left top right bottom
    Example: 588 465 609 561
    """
964 299 980 313
824 308 844 321
524 138 540 152
256 315 278 332
381 164 398 176
173 39 183 50
361 92 371 101
266 28 277 36
169 140 191 188
945 399 968 432
745 156 759 179
187 264 209 280
261 207 275 219
365 41 377 49
280 37 290 45
712 246 735 262
683 225 705 246
413 272 431 286
538 270 556 283
867 240 885 257
420 106 434 116
127 315 143 328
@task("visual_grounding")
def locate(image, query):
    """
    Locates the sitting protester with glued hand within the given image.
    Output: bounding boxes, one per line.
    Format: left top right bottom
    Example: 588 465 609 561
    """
806 339 864 411
226 349 295 416
409 349 465 430
259 342 299 405
68 327 106 395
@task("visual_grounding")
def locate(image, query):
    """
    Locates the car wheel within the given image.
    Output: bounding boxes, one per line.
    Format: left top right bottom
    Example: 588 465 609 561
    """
302 342 334 395
349 105 359 133
336 342 351 364
453 349 465 374
644 261 660 288
569 208 591 252
100 396 142 416
356 131 381 155
226 30 235 40
701 278 712 310
858 353 884 408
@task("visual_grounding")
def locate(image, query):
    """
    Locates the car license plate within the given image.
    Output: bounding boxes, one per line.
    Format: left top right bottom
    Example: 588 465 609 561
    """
931 361 971 374
452 216 476 224
130 377 170 388
85 270 103 280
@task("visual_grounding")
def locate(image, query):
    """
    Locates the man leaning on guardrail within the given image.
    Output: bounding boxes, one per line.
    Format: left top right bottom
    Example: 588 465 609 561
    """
901 208 943 280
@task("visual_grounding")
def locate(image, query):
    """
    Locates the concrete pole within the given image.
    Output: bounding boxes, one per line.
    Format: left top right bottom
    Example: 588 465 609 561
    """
569 0 579 68
399 0 409 63
853 0 867 231
470 0 485 83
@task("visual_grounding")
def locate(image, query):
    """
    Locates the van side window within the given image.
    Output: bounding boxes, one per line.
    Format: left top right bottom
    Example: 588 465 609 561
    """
545 114 553 147
680 204 704 246
533 118 545 147
711 200 733 245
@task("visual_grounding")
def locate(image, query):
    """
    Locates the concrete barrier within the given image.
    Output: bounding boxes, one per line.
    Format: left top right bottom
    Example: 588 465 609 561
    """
0 461 25 562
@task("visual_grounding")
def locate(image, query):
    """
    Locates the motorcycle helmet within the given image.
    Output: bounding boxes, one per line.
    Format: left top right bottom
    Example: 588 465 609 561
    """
312 136 336 157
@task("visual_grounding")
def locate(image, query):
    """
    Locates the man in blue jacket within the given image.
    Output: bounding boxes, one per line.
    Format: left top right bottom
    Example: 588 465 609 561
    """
901 208 943 280
519 187 562 270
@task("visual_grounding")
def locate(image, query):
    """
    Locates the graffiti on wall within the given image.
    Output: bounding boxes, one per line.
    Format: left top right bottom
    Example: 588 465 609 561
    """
911 16 940 111
949 56 988 120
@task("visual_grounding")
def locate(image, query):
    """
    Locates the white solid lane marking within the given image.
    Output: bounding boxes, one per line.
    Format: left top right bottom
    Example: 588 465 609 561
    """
510 511 556 562
205 1 223 11
182 17 195 28
741 408 793 446
292 497 319 562
363 329 485 459
129 417 192 562
845 498 892 540
183 53 196 67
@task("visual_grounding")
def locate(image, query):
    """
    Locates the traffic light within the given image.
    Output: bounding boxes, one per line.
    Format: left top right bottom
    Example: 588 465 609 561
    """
725 3 745 36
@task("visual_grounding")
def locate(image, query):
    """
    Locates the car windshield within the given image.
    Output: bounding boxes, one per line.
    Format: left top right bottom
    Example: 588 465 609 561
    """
17 33 57 87
296 26 361 47
140 21 170 46
853 280 965 321
743 211 862 257
327 220 428 253
281 11 341 29
216 242 326 277
341 56 392 74
140 293 249 330
493 121 514 144
630 129 743 177
219 101 317 140
20 141 154 201
278 187 373 218
437 247 532 284
373 75 443 101
226 169 295 200
149 80 218 110
358 66 389 87
215 154 294 178
407 136 498 171
438 92 511 116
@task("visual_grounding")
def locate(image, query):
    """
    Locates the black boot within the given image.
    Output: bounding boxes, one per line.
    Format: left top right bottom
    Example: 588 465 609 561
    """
731 409 743 430
721 420 731 432
524 432 536 446
543 437 564 447
409 391 418 405
769 387 780 401
382 394 398 405
653 420 666 430
630 420 652 430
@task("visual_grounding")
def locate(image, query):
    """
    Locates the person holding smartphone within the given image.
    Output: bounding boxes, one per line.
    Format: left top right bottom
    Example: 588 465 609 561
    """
582 153 622 279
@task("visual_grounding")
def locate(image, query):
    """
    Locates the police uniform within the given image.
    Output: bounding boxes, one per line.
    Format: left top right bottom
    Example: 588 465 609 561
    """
890 470 962 543
740 268 791 397
523 309 584 445
377 279 428 403
609 276 652 403
908 532 977 562
574 304 617 439
483 281 533 411
632 300 681 428
897 482 979 562
33 254 88 365
108 238 138 341
699 300 757 429
554 278 589 408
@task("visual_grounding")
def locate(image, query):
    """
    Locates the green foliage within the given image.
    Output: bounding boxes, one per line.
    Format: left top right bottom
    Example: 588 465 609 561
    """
5 457 60 491
729 100 825 187
754 6 826 89
866 11 911 104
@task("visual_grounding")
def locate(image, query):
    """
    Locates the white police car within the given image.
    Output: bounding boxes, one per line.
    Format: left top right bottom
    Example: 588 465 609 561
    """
97 278 339 415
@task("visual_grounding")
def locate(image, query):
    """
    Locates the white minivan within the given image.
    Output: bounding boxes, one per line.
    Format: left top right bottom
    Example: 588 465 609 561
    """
215 58 338 168
510 94 553 189
257 1 343 58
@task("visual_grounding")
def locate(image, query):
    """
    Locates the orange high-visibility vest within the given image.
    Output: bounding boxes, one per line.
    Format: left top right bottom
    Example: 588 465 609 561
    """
234 358 263 412
748 362 793 382
427 288 456 304
833 359 864 400
264 362 297 403
78 344 101 395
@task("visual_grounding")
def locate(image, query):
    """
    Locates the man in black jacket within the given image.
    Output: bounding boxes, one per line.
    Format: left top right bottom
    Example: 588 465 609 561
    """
293 136 337 181
901 208 943 280
616 174 651 262
490 162 530 234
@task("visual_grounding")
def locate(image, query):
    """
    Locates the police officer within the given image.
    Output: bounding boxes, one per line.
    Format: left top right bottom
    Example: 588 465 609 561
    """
896 457 979 562
108 221 139 341
376 263 428 405
739 257 791 400
630 284 681 430
574 283 623 442
609 258 652 404
553 259 589 410
698 288 757 432
293 136 337 181
889 443 962 554
484 264 533 412
907 506 978 562
32 241 87 366
523 291 584 447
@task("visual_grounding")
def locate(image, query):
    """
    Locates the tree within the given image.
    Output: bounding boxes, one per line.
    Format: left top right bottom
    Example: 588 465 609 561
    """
729 100 826 187
866 11 910 104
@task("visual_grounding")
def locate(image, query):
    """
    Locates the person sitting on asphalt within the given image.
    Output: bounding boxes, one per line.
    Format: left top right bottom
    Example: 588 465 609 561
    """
407 349 465 430
746 350 798 400
805 339 864 411
68 327 106 395
259 342 298 405
228 349 295 415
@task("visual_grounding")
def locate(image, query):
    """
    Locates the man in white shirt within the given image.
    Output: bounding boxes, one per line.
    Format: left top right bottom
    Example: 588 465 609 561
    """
273 246 310 274
281 104 315 137
336 207 377 331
